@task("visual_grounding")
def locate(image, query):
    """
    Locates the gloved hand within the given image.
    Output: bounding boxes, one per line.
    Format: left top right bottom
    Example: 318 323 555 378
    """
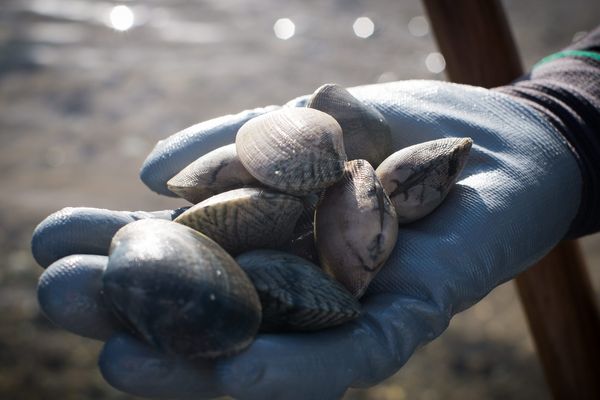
33 80 582 400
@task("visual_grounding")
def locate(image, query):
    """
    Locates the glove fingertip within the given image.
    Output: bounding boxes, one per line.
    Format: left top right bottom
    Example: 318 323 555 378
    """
99 333 149 393
100 333 221 399
37 254 119 340
31 207 132 268
139 106 280 196
284 95 310 107
216 352 265 399
31 208 179 269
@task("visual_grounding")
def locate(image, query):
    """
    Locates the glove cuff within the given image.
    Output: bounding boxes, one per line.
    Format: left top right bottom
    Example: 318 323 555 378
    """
495 27 600 238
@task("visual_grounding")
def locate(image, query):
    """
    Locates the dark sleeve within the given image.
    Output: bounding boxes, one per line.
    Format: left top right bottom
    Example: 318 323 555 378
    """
494 26 600 239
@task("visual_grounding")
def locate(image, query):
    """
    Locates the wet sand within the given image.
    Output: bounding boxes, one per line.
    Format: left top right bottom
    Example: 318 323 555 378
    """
1 0 599 399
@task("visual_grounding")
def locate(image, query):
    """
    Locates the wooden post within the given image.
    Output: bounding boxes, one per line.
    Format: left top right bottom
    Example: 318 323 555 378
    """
422 1 600 398
516 242 600 399
423 0 522 86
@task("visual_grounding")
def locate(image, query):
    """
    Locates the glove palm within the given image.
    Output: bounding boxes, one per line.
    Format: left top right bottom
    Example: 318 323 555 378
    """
34 81 581 400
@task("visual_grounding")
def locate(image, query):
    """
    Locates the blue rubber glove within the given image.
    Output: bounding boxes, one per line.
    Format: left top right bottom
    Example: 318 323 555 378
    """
33 81 581 400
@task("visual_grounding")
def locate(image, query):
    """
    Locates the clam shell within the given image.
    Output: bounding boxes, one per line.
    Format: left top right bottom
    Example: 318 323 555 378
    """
236 250 360 331
103 219 261 359
280 193 320 262
295 193 320 235
236 108 347 195
167 144 259 204
285 229 317 263
316 159 398 298
174 187 303 255
376 137 472 223
307 83 392 167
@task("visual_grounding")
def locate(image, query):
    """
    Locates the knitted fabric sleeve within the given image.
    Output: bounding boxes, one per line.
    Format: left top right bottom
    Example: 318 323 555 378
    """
495 26 600 238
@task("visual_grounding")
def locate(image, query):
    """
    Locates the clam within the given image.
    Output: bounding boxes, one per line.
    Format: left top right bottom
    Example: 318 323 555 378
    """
316 159 398 298
103 219 261 359
174 187 303 255
281 193 320 262
236 108 347 195
236 250 360 331
307 83 392 167
376 137 472 223
167 144 259 204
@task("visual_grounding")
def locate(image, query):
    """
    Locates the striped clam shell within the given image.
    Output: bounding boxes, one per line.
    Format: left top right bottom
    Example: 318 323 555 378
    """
307 83 392 167
316 159 398 298
103 219 261 359
174 187 303 255
167 144 258 204
236 250 360 331
236 108 347 195
280 193 320 263
376 137 472 223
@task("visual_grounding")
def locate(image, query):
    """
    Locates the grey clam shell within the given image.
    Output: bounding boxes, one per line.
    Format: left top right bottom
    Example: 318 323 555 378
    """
316 159 398 298
103 219 261 359
167 144 259 204
280 193 320 263
376 137 472 223
307 83 392 167
174 187 304 255
236 108 347 195
236 250 360 331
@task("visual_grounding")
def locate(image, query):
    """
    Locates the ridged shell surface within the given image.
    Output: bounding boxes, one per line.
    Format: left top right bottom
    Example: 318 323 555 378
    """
307 83 392 167
280 193 320 262
103 219 261 359
376 137 472 223
316 159 398 298
236 250 360 331
236 108 347 195
174 187 303 255
167 144 258 204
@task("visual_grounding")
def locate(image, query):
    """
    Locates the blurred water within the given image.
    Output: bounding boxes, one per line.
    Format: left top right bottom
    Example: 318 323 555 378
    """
1 0 434 79
4 0 597 85
1 1 600 399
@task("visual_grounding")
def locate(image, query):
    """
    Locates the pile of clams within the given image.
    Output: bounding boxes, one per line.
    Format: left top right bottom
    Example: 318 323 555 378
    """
43 84 473 360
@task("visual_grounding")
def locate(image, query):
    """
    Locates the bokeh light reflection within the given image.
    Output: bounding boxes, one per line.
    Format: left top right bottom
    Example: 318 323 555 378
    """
273 18 295 40
353 17 375 38
408 16 429 37
109 5 135 31
425 52 446 74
